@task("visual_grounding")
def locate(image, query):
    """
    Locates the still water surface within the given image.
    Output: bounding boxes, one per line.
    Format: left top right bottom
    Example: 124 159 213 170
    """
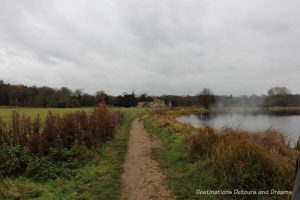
177 112 300 146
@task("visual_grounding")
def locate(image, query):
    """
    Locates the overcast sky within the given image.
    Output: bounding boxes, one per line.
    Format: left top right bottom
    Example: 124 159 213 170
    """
0 0 300 96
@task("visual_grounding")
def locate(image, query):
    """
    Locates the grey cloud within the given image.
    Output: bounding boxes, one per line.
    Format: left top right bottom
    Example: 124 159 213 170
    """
249 20 290 34
0 0 300 96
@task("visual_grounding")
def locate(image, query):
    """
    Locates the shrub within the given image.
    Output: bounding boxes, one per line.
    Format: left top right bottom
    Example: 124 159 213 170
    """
25 146 88 181
0 144 90 181
89 104 122 143
25 156 73 182
47 146 91 169
0 145 30 177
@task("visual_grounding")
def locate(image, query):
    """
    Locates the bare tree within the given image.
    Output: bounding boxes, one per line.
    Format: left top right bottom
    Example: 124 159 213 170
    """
197 88 216 109
268 87 292 96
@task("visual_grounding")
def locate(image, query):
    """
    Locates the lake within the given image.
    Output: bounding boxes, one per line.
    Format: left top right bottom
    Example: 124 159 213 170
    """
177 112 300 147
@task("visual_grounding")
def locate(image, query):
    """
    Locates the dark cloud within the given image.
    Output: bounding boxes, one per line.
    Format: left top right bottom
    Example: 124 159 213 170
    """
0 0 299 96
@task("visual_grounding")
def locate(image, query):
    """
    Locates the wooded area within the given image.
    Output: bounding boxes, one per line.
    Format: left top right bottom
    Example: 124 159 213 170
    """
1 81 300 108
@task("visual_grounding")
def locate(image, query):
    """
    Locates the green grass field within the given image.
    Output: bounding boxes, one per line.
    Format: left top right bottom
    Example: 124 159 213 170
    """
0 107 93 122
0 107 148 200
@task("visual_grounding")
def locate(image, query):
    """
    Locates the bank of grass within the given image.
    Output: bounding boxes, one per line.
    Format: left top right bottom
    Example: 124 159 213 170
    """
144 116 218 200
146 108 299 200
0 107 148 200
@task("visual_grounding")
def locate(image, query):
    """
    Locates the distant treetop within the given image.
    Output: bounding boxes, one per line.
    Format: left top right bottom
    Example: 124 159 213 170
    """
268 87 292 96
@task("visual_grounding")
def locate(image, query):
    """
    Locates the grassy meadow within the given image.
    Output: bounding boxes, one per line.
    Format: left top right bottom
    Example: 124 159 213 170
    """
0 107 93 123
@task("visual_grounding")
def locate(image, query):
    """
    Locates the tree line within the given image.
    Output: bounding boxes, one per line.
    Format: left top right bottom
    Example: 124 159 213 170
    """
0 81 299 108
0 81 152 108
160 87 300 108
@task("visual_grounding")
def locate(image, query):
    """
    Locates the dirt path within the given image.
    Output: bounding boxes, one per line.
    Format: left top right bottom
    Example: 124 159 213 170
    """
121 118 175 200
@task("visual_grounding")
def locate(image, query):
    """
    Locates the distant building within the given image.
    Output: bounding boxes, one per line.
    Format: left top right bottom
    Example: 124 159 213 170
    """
137 98 167 108
137 102 147 107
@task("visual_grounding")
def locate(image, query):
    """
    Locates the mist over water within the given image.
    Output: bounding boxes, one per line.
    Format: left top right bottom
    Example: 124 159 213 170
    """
177 112 300 147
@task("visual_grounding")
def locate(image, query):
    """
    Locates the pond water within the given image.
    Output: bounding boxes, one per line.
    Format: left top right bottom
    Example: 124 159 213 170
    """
177 112 300 147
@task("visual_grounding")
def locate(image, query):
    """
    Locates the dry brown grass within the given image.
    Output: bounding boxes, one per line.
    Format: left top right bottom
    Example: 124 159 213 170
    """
209 129 297 190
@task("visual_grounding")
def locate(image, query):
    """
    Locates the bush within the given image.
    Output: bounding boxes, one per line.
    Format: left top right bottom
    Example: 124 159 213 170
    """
47 146 91 169
0 145 30 177
0 145 89 181
25 156 73 181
